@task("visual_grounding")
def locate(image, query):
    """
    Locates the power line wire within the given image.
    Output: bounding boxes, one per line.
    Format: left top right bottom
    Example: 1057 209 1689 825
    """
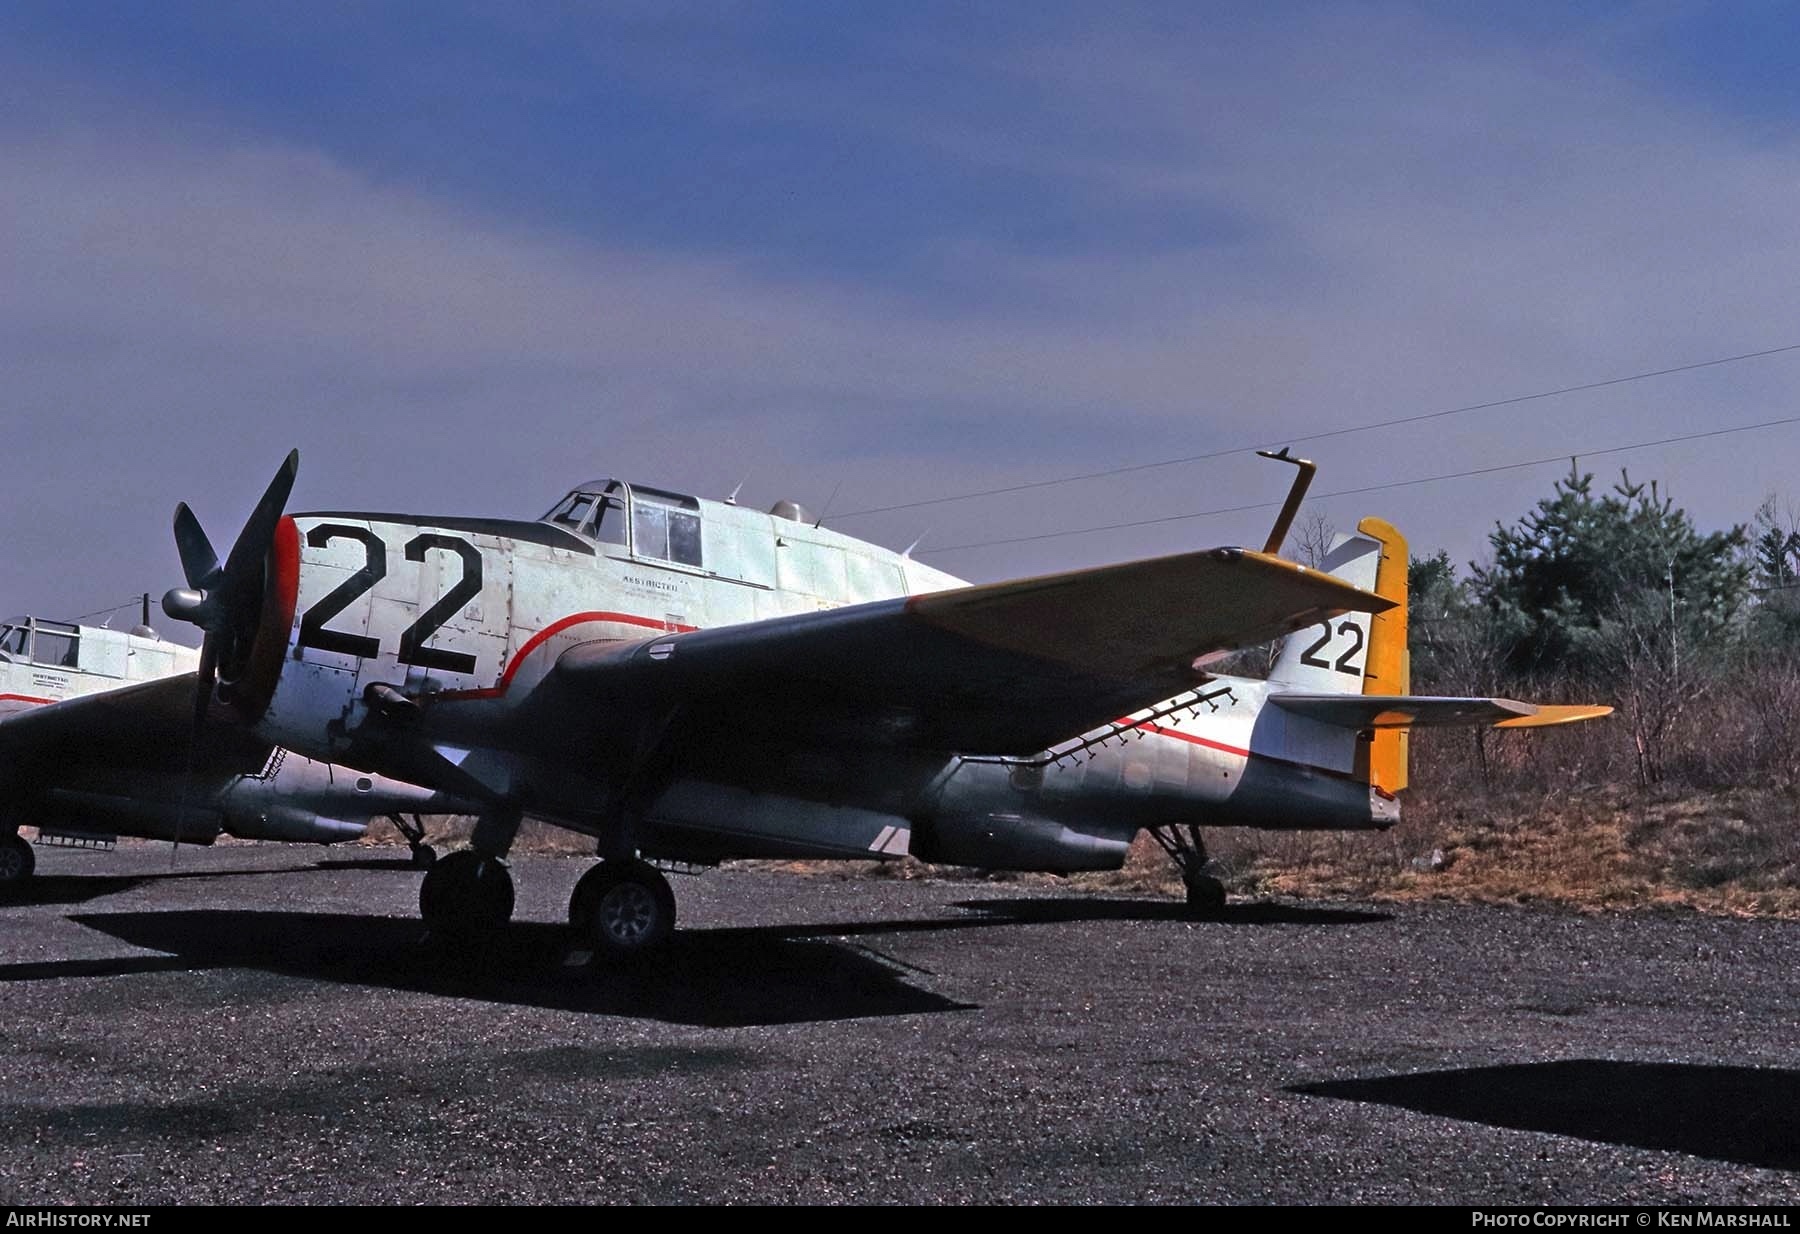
840 341 1800 520
918 413 1800 554
70 595 147 624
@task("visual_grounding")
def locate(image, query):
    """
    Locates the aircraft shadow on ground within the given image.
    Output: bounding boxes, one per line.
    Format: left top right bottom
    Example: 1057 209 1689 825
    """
0 866 311 908
955 897 1390 926
7 893 1381 1026
50 909 974 1029
1293 1059 1800 1172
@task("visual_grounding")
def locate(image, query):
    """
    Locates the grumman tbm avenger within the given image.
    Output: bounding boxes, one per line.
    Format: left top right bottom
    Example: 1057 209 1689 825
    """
0 600 470 883
139 449 1605 958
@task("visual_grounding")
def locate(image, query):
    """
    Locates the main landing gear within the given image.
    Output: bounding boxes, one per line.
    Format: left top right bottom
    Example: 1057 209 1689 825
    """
417 850 679 959
1147 823 1227 918
418 850 514 937
387 812 437 869
569 859 676 959
418 808 520 939
0 832 35 886
412 803 681 960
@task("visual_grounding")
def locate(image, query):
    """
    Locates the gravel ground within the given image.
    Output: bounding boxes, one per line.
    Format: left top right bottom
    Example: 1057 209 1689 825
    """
0 842 1796 1205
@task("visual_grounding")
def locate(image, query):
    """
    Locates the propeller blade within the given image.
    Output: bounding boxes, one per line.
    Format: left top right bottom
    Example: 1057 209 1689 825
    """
219 449 299 594
168 449 299 868
172 503 221 591
192 638 218 729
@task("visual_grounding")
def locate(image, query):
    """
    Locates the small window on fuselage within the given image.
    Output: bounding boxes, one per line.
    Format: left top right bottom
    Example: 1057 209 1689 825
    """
668 509 701 566
630 489 703 569
33 624 78 669
591 496 627 546
549 493 596 530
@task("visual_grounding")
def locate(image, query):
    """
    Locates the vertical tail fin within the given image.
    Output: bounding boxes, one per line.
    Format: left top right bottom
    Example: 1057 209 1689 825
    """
1267 516 1411 792
1357 517 1409 794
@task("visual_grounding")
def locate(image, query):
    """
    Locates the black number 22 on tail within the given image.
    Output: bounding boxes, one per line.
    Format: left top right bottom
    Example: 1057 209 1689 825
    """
1298 620 1366 676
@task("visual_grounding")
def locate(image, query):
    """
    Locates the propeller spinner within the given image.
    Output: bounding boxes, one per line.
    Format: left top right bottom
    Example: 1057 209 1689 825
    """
162 449 300 724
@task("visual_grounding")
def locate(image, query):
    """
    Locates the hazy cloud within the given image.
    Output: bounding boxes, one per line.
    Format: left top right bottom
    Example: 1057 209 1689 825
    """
3 5 1799 623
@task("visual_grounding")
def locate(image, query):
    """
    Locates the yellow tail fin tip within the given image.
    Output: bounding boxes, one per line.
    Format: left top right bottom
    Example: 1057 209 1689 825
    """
1355 516 1410 793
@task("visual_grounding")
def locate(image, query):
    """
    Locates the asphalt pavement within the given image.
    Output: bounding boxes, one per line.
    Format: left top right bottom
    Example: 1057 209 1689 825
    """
0 842 1795 1204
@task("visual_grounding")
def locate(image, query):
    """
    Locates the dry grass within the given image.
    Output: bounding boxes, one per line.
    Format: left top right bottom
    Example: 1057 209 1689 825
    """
359 814 596 856
1120 784 1800 918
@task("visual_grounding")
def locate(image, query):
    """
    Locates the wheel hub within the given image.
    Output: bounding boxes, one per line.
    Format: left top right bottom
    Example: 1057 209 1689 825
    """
599 881 658 946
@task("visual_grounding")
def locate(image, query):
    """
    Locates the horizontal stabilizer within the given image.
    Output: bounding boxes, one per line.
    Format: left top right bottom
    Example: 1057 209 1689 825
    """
1271 693 1612 730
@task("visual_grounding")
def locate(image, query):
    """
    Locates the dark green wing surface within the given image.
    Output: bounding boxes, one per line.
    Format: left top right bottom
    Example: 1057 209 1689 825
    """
551 547 1391 755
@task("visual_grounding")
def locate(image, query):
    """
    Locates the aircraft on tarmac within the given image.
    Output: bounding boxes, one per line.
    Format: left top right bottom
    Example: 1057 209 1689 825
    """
0 601 468 883
118 449 1603 958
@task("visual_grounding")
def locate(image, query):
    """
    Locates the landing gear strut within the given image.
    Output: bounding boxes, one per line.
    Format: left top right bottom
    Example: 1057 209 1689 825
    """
1147 824 1226 918
387 813 436 869
0 832 34 886
569 859 676 959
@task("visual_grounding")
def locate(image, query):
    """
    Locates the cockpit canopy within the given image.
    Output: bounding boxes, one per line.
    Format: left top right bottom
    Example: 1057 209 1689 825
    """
0 616 79 667
541 480 703 569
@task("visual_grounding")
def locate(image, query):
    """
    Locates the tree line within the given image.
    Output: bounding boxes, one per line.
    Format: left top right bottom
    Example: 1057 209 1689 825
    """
1403 468 1800 790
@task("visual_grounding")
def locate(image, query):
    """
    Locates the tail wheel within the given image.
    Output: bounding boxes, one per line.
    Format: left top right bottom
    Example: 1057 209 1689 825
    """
569 860 676 958
0 834 34 884
1184 875 1227 918
1150 823 1228 918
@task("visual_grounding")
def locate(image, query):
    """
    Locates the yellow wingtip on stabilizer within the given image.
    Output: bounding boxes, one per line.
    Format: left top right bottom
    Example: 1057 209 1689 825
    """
1494 704 1615 729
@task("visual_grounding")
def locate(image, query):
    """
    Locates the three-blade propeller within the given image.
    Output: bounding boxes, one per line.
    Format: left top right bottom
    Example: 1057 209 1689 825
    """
162 449 300 726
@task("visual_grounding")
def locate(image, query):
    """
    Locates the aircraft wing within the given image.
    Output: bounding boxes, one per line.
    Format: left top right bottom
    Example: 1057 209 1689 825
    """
0 672 272 794
549 546 1392 755
1271 694 1614 729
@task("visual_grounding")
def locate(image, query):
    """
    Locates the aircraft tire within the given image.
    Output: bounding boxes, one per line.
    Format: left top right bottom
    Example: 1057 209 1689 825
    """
0 833 34 884
569 860 676 958
410 843 438 871
419 850 513 936
1183 875 1227 919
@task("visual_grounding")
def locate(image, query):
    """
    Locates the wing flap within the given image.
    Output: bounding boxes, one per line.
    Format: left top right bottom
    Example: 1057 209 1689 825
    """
551 546 1391 755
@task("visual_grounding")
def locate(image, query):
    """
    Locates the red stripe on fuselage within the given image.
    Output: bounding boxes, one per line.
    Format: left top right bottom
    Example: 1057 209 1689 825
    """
0 694 52 706
1131 719 1252 760
1125 718 1364 783
434 611 697 702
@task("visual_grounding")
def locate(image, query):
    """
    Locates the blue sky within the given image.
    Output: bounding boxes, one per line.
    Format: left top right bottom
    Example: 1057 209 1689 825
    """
4 3 1800 621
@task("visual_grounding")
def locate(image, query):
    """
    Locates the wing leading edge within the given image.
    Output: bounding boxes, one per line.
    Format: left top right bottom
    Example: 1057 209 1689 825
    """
0 672 272 793
551 546 1393 755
